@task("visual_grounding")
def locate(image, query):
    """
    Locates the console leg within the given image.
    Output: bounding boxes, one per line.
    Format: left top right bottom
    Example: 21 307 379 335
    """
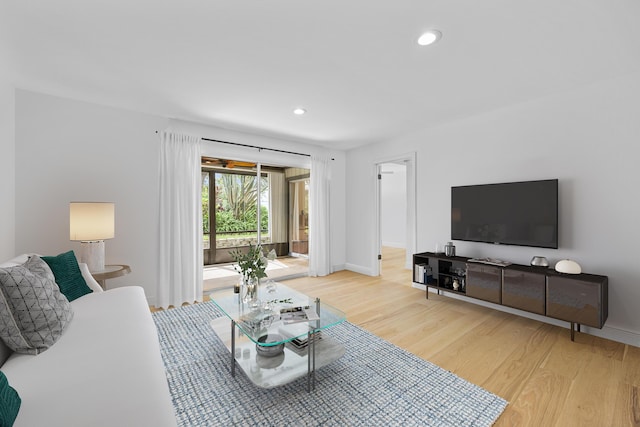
570 322 575 342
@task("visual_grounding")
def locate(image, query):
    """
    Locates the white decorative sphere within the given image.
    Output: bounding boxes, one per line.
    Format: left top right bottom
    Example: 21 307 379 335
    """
555 259 582 274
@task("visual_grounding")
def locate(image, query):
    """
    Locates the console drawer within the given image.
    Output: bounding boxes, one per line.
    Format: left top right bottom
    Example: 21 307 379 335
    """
502 269 546 315
466 263 502 304
546 275 608 328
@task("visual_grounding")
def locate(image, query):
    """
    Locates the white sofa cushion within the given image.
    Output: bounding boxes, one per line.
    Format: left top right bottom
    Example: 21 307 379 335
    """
78 262 103 293
2 287 177 427
0 254 30 269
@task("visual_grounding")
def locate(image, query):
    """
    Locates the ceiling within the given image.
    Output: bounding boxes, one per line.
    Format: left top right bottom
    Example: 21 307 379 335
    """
2 1 639 150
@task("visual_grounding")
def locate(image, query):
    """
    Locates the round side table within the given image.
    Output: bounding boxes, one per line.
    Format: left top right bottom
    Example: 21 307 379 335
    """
91 264 131 290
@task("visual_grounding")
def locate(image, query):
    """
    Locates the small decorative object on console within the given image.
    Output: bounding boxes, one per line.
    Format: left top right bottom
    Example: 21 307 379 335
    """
555 259 582 274
530 256 549 267
444 242 456 257
468 257 512 267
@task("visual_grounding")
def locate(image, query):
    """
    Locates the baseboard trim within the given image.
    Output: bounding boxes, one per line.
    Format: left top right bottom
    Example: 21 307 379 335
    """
584 325 640 347
345 263 375 276
331 264 346 273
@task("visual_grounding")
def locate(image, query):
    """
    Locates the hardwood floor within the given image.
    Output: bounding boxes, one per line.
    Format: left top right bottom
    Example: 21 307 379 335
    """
281 247 640 426
155 247 637 424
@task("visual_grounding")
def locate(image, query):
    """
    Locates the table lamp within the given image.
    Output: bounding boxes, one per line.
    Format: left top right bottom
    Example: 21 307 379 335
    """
69 202 115 272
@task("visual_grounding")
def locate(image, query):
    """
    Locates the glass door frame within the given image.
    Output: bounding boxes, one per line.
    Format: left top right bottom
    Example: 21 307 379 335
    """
287 174 310 257
202 165 269 265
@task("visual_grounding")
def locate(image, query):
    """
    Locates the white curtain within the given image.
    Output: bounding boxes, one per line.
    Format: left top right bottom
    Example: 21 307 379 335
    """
309 155 331 276
269 171 287 244
157 131 203 309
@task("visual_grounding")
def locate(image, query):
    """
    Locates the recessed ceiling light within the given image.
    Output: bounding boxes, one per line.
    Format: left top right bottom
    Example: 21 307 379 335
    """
293 108 306 115
417 30 442 46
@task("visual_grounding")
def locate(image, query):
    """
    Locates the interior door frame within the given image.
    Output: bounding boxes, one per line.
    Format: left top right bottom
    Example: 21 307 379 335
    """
373 152 417 276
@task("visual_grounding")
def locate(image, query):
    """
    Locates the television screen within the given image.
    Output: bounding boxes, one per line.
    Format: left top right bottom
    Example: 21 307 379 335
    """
451 179 558 249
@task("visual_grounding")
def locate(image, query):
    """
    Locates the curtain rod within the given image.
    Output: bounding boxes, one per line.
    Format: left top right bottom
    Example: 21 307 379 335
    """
201 137 312 158
156 131 334 160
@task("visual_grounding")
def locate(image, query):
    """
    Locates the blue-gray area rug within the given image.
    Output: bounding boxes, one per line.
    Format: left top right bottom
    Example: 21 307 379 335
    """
153 301 508 426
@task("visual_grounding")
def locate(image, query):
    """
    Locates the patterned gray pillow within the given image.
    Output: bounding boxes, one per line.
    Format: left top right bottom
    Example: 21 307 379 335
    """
0 255 74 354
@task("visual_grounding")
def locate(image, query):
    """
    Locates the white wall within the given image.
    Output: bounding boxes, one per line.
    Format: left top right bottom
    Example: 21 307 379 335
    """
346 72 640 346
14 90 346 303
15 90 169 302
0 54 15 261
381 163 406 248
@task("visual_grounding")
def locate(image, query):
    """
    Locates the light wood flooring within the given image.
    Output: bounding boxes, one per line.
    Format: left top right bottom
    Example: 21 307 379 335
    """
158 247 639 425
281 247 639 427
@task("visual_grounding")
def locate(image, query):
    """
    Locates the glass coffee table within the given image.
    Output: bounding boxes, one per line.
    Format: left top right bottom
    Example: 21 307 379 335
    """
209 283 346 391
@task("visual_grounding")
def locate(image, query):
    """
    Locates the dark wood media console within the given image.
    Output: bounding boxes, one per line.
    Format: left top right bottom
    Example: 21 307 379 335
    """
413 252 608 341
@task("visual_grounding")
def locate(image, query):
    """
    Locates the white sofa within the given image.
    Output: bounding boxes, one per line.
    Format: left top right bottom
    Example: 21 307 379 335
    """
0 254 177 427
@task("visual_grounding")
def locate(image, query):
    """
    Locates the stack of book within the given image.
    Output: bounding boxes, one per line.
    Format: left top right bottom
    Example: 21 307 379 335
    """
278 323 322 350
414 263 434 284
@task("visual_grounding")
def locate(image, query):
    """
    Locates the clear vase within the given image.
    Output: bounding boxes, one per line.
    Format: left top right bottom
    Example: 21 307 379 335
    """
241 276 259 306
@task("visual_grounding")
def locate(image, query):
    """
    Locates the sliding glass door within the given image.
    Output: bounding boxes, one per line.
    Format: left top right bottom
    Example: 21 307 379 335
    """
289 178 309 256
202 162 269 265
201 157 311 291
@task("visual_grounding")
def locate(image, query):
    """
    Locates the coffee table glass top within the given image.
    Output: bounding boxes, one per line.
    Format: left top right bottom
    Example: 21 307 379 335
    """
209 283 345 346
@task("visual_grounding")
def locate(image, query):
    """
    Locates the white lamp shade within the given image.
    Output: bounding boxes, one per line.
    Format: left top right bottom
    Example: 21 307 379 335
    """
70 202 115 241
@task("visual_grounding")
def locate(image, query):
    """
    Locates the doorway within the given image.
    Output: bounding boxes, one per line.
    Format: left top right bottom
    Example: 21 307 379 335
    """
374 153 417 276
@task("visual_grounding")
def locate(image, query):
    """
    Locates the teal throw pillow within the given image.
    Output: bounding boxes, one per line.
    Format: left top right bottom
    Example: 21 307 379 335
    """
42 251 92 302
0 371 21 426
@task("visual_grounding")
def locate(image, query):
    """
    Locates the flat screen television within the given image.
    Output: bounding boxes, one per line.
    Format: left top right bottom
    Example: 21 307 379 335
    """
451 179 558 249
